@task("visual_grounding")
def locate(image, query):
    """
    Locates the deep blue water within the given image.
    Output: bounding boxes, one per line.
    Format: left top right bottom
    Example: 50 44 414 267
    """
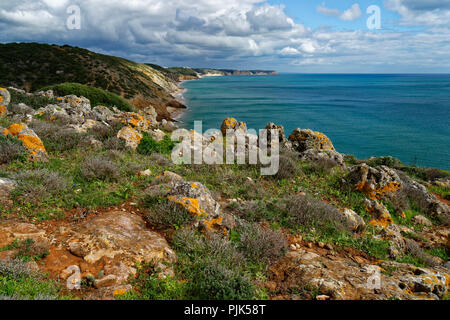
180 74 450 170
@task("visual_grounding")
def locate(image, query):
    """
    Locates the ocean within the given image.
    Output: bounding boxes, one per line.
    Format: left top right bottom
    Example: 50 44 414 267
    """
180 74 450 170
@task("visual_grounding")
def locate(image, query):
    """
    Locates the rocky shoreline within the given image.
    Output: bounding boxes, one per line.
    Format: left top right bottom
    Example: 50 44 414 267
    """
0 86 449 300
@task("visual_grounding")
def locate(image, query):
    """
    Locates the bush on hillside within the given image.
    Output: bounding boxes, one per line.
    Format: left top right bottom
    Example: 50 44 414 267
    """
41 83 132 111
0 135 27 164
137 133 175 155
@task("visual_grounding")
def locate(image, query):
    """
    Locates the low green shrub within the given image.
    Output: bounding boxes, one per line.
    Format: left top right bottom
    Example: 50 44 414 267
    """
137 133 175 155
41 83 132 111
0 134 27 164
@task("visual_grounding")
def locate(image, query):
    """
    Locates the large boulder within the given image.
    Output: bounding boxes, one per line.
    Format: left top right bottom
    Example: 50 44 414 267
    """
288 128 335 153
349 164 402 200
65 211 176 266
338 208 366 233
2 123 48 161
0 87 11 118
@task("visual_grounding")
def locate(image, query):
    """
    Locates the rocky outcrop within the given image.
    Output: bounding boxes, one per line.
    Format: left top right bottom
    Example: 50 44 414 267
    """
116 126 142 150
299 149 344 167
349 164 402 200
288 129 335 153
2 123 48 161
221 118 247 136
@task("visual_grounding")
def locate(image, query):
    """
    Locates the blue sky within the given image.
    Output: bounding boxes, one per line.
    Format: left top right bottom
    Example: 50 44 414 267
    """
1 0 450 73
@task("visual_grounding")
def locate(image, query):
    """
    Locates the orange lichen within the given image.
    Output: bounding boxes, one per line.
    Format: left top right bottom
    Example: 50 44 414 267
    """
4 123 25 136
366 203 393 227
203 217 223 231
0 105 6 116
355 181 401 200
17 134 46 153
113 288 128 296
168 196 207 217
0 96 4 104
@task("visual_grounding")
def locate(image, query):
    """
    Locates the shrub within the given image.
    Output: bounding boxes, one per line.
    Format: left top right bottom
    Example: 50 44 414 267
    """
172 228 256 299
0 258 59 300
0 135 27 164
103 136 128 151
235 222 287 264
12 169 70 202
274 155 301 180
149 153 172 166
366 156 402 168
308 157 339 174
137 133 175 155
41 83 132 112
80 156 119 181
143 197 194 229
188 261 255 300
278 194 346 230
9 90 58 110
30 120 83 152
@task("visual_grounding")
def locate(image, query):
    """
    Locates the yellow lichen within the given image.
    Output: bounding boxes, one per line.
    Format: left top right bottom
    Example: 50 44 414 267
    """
203 217 223 231
113 288 128 296
168 196 207 217
355 181 401 200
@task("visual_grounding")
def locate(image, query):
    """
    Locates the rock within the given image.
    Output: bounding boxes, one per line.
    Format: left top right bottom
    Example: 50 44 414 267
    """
338 208 366 233
364 199 393 227
161 119 178 132
444 261 450 270
265 122 292 149
9 103 35 116
148 129 166 142
153 171 184 186
36 104 70 122
168 181 234 232
288 128 335 152
220 118 247 136
36 90 54 99
92 105 116 122
117 112 153 132
66 211 176 265
316 295 330 300
117 126 143 150
0 87 11 118
412 215 432 227
137 169 152 177
2 123 48 161
94 275 117 289
299 148 344 167
396 171 449 220
379 225 407 258
139 107 158 125
349 164 402 200
0 178 17 202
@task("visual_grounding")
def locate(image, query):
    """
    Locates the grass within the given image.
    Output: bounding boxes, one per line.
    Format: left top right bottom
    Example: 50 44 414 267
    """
137 133 176 155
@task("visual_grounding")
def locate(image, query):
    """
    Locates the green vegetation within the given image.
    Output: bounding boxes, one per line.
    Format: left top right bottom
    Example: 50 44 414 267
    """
42 83 133 111
137 133 175 155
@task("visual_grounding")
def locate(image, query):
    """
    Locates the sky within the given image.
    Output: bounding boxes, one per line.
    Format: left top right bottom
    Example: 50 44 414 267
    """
0 0 450 73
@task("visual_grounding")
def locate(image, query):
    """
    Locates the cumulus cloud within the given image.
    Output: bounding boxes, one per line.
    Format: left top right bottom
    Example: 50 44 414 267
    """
317 3 362 21
0 0 449 72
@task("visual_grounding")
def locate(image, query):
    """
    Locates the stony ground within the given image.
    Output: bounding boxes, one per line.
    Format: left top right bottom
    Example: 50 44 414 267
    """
0 86 449 300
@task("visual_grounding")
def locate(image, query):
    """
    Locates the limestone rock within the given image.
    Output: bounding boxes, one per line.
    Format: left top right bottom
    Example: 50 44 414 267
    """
338 208 366 233
92 105 116 122
299 148 344 167
117 126 142 150
153 171 184 186
2 123 48 161
412 215 432 227
288 128 335 152
66 211 176 265
349 164 402 200
148 129 166 142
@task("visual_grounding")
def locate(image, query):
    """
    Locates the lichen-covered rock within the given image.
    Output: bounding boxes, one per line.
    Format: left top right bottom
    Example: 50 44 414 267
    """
288 128 335 152
148 129 166 142
412 215 432 227
117 126 142 150
0 87 11 118
265 122 292 150
364 198 394 227
299 148 345 167
349 164 402 200
161 119 178 132
168 181 234 233
221 118 247 136
378 224 407 258
139 106 158 125
2 123 48 161
153 171 184 186
117 112 153 133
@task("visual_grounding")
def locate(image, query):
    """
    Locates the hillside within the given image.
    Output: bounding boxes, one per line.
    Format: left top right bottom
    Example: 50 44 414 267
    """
0 43 184 119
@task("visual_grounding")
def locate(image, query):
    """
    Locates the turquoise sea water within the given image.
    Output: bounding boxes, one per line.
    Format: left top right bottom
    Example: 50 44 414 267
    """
180 74 450 170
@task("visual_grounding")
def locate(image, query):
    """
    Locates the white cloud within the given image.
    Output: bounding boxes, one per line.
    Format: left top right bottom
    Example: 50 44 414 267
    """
340 4 362 21
279 46 300 56
317 3 362 21
386 0 450 26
